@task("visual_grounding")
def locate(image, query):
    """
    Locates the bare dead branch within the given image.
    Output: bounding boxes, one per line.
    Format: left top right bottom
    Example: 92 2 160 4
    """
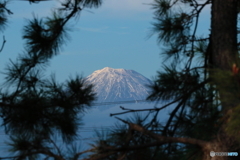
115 117 208 147
111 79 210 117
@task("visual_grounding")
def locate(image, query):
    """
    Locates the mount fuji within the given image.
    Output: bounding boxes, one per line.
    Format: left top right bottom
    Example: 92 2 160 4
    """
85 67 153 103
80 68 173 151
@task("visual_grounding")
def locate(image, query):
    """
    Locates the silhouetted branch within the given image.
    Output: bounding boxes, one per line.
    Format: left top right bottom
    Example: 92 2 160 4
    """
49 138 63 157
72 148 97 160
0 150 64 160
0 35 6 53
111 79 210 117
110 98 180 116
0 3 13 15
82 118 209 160
187 0 211 69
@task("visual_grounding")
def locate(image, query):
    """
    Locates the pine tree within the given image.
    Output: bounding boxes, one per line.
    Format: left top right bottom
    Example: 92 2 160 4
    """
0 0 102 159
85 1 240 160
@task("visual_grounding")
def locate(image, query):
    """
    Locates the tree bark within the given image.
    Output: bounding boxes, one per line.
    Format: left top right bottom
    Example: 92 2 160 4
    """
211 0 238 70
211 0 239 123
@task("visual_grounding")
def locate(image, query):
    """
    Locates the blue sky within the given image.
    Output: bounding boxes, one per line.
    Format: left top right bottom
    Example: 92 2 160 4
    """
0 0 164 83
0 0 210 83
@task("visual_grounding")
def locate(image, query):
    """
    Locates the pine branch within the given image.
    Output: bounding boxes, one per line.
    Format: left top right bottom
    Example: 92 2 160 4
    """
81 119 209 160
0 150 64 160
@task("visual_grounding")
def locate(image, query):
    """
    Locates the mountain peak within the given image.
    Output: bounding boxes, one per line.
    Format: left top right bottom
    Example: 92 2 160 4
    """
96 67 126 73
86 67 152 103
103 67 116 70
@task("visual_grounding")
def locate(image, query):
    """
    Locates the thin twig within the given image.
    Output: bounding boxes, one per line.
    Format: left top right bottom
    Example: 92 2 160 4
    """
0 35 6 53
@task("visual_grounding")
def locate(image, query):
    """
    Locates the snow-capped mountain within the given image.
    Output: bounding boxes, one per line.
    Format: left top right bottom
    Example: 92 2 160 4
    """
86 67 153 103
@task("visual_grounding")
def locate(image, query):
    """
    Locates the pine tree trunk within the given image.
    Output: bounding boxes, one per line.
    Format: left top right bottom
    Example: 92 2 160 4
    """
211 0 238 70
207 0 239 159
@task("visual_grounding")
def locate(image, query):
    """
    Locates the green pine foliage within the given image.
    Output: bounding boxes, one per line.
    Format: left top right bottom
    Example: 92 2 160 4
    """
87 113 165 160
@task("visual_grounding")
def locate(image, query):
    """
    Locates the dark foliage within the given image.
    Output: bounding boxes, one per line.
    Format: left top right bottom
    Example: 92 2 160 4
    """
0 0 101 159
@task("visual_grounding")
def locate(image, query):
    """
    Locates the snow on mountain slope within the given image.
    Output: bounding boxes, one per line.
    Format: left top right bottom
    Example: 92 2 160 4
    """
85 67 153 103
